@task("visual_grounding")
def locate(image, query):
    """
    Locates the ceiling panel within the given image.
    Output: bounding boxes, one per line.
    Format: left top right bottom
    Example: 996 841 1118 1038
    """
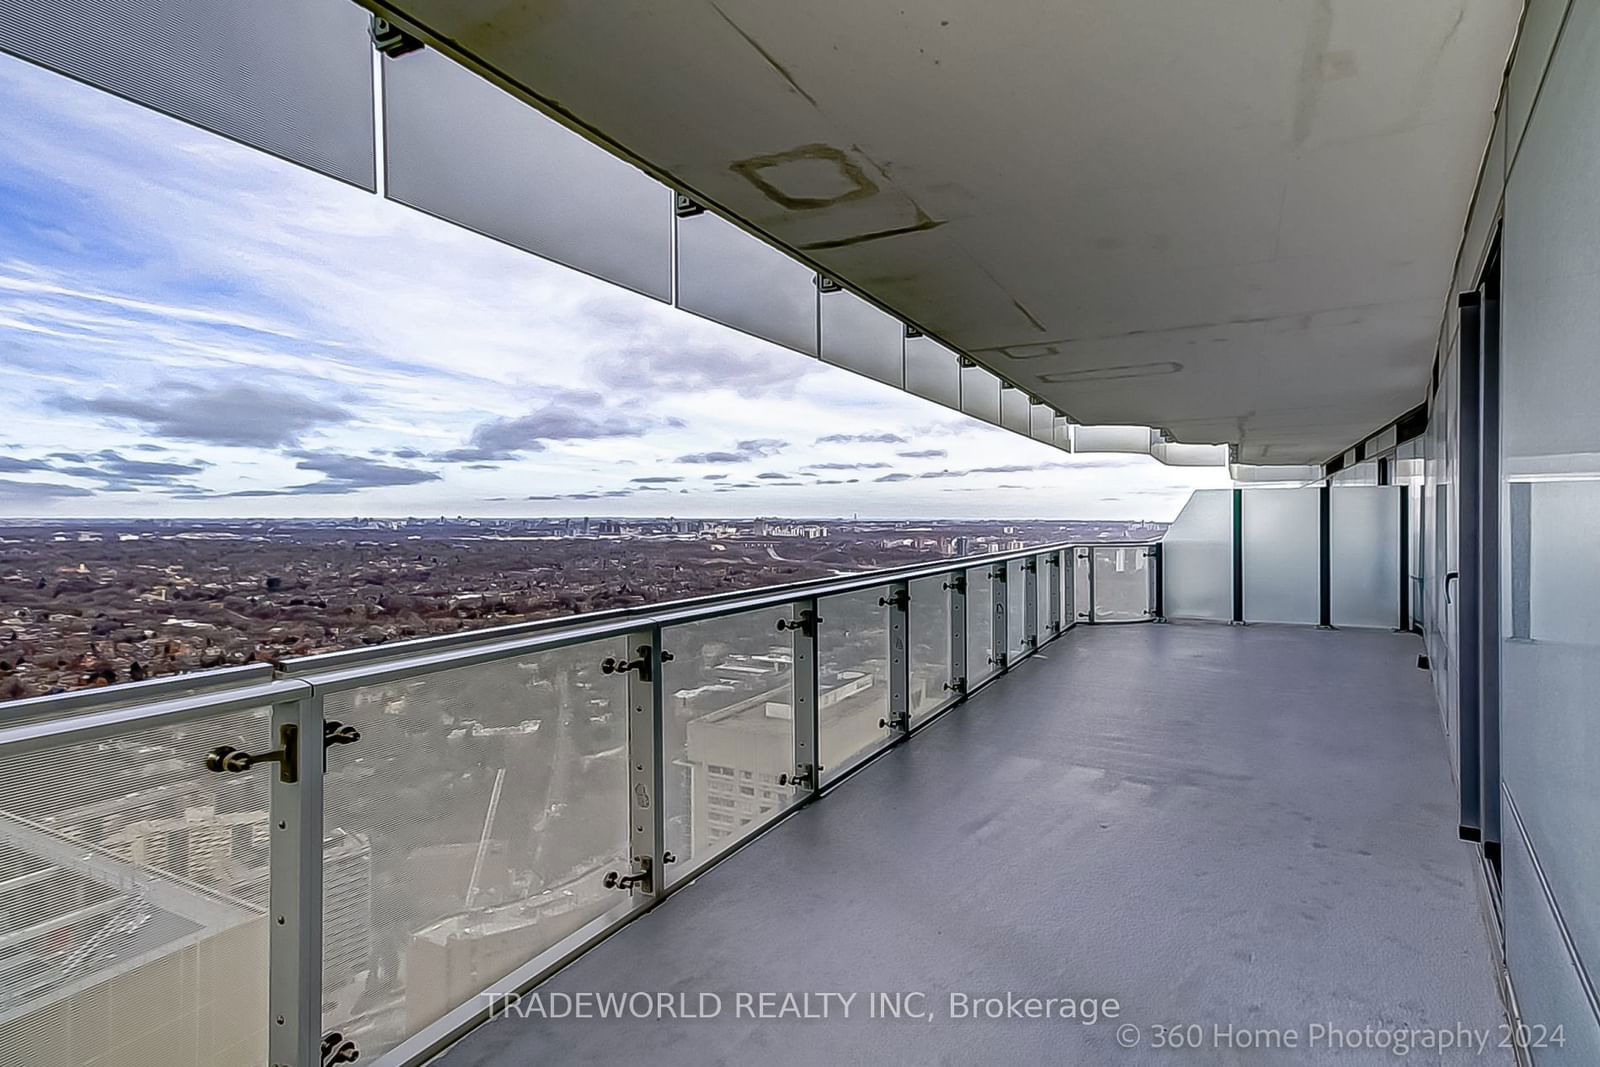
370 0 1520 462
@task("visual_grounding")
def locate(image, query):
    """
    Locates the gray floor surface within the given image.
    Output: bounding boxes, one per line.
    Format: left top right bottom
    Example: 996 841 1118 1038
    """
435 621 1509 1066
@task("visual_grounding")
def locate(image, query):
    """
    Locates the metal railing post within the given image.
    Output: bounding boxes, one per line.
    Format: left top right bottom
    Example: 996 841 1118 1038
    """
623 627 665 898
1149 543 1165 622
1047 551 1062 639
1318 483 1334 629
992 564 1009 670
946 572 967 700
886 581 910 735
787 599 821 793
1086 548 1098 623
1065 549 1078 627
1023 556 1039 654
269 691 325 1067
1231 489 1246 625
1398 486 1411 632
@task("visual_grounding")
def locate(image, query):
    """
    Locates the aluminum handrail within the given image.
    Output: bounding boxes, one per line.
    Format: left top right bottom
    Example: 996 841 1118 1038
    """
0 662 275 724
0 677 312 755
0 539 1153 728
281 537 1150 675
288 540 1153 696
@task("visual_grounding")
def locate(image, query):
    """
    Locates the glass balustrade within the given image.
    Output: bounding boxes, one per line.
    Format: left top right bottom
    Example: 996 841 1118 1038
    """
0 538 1164 1066
660 608 797 882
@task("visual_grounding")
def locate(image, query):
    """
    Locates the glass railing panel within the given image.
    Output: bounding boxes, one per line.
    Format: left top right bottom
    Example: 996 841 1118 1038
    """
0 706 276 1067
674 209 818 355
1073 548 1092 624
907 576 953 724
1161 488 1234 620
1005 559 1028 660
817 588 892 781
1091 546 1153 622
1058 549 1075 629
0 0 376 188
661 608 796 882
1330 486 1402 628
966 566 998 687
319 638 631 1061
1034 554 1053 642
1241 487 1320 624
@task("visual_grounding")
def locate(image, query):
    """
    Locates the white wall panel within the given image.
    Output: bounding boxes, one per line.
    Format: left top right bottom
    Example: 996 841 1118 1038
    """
384 48 671 300
0 0 375 188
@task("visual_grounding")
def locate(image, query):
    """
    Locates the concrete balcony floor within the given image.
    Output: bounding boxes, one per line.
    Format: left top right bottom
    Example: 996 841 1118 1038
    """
437 622 1507 1066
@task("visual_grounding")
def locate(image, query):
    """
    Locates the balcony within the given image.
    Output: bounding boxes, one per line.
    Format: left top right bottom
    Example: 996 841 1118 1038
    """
0 494 1505 1066
437 622 1500 1066
8 0 1597 1062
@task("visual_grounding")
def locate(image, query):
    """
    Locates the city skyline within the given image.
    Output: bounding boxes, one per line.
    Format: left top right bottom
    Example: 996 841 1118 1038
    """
0 54 1228 522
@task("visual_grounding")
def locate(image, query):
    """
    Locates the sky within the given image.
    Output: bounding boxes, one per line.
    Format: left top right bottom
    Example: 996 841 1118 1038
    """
0 53 1228 521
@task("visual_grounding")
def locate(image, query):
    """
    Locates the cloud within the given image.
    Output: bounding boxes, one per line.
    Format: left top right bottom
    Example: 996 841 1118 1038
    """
755 471 791 480
528 489 633 501
282 450 439 493
591 341 818 400
874 473 914 482
675 438 788 464
186 451 439 498
803 461 891 471
702 473 728 480
897 449 947 459
88 449 206 481
440 389 657 462
0 477 95 500
52 382 352 448
816 432 907 444
631 476 683 484
11 448 213 494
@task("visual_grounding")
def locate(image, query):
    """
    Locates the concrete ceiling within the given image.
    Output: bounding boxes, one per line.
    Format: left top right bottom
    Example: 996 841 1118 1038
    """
368 0 1520 463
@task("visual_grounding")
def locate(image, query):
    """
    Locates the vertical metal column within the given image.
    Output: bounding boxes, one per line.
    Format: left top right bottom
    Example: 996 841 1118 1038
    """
1399 486 1411 631
885 581 910 735
787 599 821 791
1149 543 1165 621
1456 290 1483 842
1047 551 1062 638
1088 550 1100 627
946 572 967 700
269 691 324 1067
1478 270 1502 863
1023 557 1039 654
1231 489 1245 624
992 564 1009 670
624 627 665 897
1318 483 1334 629
1065 549 1078 626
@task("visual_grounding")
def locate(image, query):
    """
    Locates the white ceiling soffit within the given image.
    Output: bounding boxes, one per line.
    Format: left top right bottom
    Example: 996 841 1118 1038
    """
371 0 1519 464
